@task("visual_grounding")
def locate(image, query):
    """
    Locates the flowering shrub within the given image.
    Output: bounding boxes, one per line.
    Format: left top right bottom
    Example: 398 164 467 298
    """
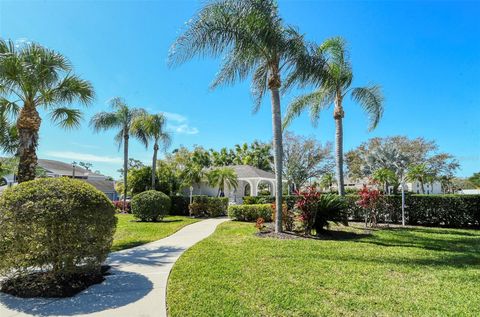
113 200 131 213
255 217 266 232
295 186 347 235
356 185 382 227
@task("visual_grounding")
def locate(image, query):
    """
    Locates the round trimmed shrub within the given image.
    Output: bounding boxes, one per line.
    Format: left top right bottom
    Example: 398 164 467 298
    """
131 190 171 221
0 178 117 295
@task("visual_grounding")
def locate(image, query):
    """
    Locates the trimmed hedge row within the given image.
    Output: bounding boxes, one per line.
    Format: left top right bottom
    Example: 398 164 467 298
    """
170 195 229 217
228 204 273 222
243 194 480 228
345 194 480 228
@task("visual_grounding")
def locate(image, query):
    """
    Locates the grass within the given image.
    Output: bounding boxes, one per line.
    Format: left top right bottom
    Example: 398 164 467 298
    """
167 222 480 317
111 214 198 251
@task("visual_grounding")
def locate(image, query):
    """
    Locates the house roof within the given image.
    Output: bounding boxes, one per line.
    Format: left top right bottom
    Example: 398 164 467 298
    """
84 179 116 193
229 165 275 179
38 159 104 178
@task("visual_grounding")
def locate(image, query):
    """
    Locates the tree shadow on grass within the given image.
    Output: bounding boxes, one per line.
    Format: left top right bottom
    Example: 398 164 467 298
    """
0 270 153 316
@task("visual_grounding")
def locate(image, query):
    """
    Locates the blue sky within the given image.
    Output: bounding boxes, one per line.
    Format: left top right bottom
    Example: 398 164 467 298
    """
1 0 479 178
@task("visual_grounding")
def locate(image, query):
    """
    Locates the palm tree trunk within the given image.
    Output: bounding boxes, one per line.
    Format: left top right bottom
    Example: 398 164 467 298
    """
17 103 41 183
334 94 345 196
123 132 129 212
270 83 283 233
152 142 158 190
420 180 425 194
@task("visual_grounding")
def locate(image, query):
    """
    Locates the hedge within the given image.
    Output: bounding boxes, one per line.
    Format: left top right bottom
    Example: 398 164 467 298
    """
170 195 229 217
228 204 273 222
131 190 171 221
243 195 300 210
345 194 480 228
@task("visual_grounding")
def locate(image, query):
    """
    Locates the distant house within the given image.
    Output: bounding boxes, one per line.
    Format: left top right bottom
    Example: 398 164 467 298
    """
1 159 118 200
184 165 280 204
343 177 443 194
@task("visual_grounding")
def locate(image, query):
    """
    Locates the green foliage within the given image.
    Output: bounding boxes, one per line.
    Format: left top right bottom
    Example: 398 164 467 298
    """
228 204 273 222
243 195 300 210
128 165 180 196
131 190 171 222
188 196 229 217
313 194 348 232
0 178 117 284
345 194 480 227
170 195 191 216
206 167 238 196
468 172 480 188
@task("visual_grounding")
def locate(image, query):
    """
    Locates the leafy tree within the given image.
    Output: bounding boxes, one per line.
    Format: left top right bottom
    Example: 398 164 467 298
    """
319 173 336 192
90 97 146 211
284 37 384 196
207 167 238 197
468 172 480 188
169 0 308 232
282 131 333 192
372 168 397 194
0 39 94 182
78 161 93 171
132 113 172 189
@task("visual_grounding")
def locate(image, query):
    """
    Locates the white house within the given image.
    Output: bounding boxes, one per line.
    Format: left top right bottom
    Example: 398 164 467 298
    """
183 165 279 204
0 159 118 200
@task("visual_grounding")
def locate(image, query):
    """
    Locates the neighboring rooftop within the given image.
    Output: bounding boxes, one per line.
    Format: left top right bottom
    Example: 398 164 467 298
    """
38 159 105 178
229 165 275 179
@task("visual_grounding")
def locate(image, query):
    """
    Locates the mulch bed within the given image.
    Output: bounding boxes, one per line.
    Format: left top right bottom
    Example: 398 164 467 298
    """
0 265 111 298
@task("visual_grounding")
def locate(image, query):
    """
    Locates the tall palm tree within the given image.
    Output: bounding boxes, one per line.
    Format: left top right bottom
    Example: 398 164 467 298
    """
0 39 94 182
181 163 205 204
207 167 238 197
406 163 429 194
284 37 384 196
169 0 307 232
131 113 172 189
90 97 146 211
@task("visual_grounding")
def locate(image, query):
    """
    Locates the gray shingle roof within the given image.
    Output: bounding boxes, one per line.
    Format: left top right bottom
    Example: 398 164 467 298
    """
38 159 104 177
229 165 275 179
84 179 116 193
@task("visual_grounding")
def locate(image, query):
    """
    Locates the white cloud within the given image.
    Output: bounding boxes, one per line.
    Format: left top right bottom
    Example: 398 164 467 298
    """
163 112 199 135
163 112 187 123
46 151 123 163
170 124 199 135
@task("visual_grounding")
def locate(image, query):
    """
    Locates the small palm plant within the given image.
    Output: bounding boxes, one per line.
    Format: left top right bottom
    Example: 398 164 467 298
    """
131 113 172 189
90 97 146 211
207 167 238 197
284 37 384 196
169 0 308 232
0 39 94 182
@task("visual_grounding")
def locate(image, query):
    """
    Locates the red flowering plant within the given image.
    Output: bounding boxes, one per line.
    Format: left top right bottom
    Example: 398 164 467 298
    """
295 186 320 235
255 217 266 232
357 185 382 227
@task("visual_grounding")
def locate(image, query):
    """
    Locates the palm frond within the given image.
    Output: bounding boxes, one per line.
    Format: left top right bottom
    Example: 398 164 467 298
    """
50 107 82 129
283 89 333 129
351 85 384 131
89 112 121 132
41 74 94 106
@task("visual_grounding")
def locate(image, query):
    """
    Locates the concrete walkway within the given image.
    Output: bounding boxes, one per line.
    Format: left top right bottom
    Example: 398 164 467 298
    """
0 217 229 317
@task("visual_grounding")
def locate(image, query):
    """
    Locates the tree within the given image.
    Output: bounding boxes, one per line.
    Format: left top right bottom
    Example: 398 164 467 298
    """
468 172 480 188
284 37 384 196
282 131 333 192
406 164 430 194
90 97 146 211
207 167 238 197
78 161 93 171
169 0 307 233
372 168 397 194
181 163 205 204
117 158 145 177
319 173 335 192
132 113 172 189
0 108 18 155
0 39 94 182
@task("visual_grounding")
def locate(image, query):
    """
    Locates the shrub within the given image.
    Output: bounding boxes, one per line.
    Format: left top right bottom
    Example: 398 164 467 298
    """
170 195 190 216
228 204 273 222
0 178 117 295
188 196 229 217
131 190 171 221
344 194 480 228
113 200 131 213
295 187 347 235
357 186 382 227
272 203 295 231
243 195 300 210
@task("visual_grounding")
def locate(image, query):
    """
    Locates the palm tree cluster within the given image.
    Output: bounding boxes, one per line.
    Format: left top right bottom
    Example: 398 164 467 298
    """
170 0 384 232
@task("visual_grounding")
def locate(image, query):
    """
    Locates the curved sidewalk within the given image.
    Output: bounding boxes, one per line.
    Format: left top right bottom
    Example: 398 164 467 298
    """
0 217 229 317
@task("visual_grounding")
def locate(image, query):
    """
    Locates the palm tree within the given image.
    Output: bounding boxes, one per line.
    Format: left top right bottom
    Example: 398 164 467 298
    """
372 168 396 194
169 0 307 233
181 163 205 204
406 163 429 194
0 39 94 182
320 173 335 192
132 113 172 189
90 97 146 211
207 167 238 197
284 37 384 196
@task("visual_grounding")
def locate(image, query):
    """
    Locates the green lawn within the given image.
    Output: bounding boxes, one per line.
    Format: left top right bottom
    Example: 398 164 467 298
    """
111 214 198 251
167 222 480 317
